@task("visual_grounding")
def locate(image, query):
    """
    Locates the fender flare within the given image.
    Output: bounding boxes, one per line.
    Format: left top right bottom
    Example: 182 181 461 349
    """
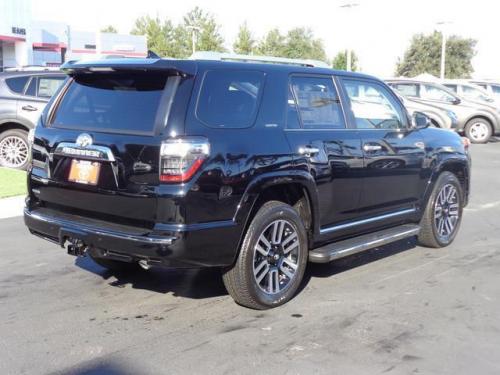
422 156 470 208
233 170 320 238
0 118 32 131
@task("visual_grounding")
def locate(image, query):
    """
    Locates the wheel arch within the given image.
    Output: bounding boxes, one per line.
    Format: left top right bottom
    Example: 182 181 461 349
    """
423 158 470 209
233 171 319 256
0 120 31 133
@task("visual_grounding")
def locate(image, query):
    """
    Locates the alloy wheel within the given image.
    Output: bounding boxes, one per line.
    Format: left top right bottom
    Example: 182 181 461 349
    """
253 219 300 295
468 122 489 142
434 183 460 241
0 135 29 168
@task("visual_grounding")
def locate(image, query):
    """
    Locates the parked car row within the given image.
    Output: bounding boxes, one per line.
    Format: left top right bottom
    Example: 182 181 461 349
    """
387 78 500 144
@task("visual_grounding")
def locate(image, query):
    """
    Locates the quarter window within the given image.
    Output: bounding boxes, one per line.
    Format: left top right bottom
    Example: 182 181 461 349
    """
289 76 344 129
5 76 30 94
342 79 406 130
38 76 65 97
196 70 264 128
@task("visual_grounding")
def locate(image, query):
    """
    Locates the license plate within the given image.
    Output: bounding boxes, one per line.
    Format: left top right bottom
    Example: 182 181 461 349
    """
68 159 101 185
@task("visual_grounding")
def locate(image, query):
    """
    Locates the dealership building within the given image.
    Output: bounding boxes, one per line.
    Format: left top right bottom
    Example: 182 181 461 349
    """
1 0 147 70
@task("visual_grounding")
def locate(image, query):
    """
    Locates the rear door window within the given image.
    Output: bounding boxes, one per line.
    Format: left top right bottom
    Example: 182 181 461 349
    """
392 83 419 97
52 73 169 133
289 75 344 129
196 70 264 128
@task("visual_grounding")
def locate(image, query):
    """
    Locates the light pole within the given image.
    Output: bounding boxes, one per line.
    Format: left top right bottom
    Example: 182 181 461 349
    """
340 2 359 71
186 26 201 54
437 21 453 80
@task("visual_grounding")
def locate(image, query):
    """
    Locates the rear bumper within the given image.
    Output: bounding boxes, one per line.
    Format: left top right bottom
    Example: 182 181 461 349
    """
24 205 242 268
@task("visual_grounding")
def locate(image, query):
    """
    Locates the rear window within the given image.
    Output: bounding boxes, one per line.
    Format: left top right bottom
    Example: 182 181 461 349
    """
52 73 169 133
5 76 30 94
196 70 264 128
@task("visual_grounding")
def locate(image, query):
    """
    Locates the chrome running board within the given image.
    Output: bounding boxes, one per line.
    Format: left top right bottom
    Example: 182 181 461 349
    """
309 224 420 263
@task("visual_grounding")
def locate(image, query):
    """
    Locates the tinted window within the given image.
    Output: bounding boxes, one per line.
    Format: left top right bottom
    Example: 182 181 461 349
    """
52 73 168 133
286 88 301 129
5 76 30 94
392 83 419 97
38 76 65 97
196 70 264 128
343 79 405 130
290 76 344 129
422 84 456 103
25 77 37 96
492 85 500 95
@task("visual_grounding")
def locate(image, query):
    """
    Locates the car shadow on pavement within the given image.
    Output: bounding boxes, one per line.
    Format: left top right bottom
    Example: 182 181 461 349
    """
74 237 416 301
75 256 228 300
301 237 417 287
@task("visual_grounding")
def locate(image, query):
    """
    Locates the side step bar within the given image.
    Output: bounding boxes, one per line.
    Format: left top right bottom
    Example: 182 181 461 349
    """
309 224 420 263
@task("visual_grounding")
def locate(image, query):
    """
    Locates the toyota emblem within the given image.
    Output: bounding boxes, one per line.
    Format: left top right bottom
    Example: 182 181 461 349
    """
76 133 93 148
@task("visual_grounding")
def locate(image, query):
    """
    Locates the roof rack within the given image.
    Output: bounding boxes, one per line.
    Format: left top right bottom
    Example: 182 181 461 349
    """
189 51 330 68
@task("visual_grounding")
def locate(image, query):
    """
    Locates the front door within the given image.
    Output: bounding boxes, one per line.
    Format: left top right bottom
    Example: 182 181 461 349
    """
283 74 364 238
339 78 426 223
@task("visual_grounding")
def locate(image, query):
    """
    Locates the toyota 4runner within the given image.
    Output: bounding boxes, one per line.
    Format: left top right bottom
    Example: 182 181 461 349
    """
24 54 470 309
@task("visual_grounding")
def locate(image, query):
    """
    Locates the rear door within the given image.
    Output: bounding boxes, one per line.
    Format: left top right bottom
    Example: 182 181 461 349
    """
31 71 187 225
340 78 426 223
283 74 364 239
17 74 65 126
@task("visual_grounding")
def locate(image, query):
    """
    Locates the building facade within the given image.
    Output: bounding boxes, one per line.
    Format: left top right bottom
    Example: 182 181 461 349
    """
1 0 147 70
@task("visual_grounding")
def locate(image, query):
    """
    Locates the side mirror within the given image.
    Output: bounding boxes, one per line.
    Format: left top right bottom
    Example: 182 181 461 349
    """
412 111 431 129
452 97 461 105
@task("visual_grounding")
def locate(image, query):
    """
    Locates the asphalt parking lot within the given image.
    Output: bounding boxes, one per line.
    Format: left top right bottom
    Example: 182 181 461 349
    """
1 143 500 375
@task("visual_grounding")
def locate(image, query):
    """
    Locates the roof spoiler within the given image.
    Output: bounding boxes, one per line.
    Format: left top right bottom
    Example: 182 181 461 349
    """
60 58 197 76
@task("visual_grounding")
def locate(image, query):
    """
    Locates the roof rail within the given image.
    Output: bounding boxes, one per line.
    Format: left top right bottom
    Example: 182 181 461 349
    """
189 51 330 68
4 66 60 72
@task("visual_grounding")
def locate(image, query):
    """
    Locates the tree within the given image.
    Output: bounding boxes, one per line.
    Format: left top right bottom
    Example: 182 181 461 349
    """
131 16 176 57
332 50 359 71
256 27 327 61
256 28 286 57
282 28 327 61
101 25 118 33
233 22 255 55
182 7 225 54
395 31 477 78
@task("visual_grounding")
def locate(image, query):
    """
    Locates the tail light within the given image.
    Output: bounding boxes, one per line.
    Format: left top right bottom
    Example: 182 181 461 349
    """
159 137 210 183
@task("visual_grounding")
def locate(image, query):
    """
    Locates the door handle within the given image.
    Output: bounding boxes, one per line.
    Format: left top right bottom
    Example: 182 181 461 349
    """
22 105 38 112
363 144 383 152
298 146 320 156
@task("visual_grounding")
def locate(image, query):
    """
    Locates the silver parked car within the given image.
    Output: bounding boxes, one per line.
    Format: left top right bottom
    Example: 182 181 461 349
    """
0 71 65 169
387 79 500 143
441 80 499 108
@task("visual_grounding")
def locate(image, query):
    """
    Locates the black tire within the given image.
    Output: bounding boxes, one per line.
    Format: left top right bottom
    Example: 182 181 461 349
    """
88 250 140 272
222 201 308 309
464 118 492 144
418 172 463 248
0 129 30 170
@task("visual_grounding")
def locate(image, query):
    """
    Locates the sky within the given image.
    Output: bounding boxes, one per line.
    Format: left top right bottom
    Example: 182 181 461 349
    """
32 0 500 79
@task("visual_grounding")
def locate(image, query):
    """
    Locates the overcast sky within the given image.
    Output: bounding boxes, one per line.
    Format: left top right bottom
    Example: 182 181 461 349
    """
32 0 500 79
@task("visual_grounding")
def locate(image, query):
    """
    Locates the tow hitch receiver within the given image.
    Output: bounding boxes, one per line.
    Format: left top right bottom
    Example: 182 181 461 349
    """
67 238 88 257
59 227 89 257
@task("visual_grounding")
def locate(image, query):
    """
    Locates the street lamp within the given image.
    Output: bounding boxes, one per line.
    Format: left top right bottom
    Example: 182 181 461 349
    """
437 21 453 80
186 26 201 54
340 2 359 71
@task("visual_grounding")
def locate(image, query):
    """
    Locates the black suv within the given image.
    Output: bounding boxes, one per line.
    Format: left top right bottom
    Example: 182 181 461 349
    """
0 71 66 169
24 57 470 309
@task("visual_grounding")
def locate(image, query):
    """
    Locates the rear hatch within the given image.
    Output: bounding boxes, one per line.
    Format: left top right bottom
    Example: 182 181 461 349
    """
30 59 196 228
